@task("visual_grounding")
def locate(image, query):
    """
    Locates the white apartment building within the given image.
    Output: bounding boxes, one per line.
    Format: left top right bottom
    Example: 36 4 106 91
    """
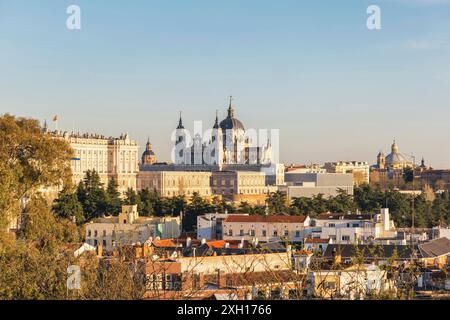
307 264 392 299
85 205 180 252
197 213 249 240
282 172 354 200
309 209 396 244
222 215 310 243
45 128 139 194
323 161 370 186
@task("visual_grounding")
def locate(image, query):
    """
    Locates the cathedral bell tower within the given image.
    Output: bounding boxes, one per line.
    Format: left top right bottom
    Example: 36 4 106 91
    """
174 112 189 165
210 110 223 165
377 151 385 169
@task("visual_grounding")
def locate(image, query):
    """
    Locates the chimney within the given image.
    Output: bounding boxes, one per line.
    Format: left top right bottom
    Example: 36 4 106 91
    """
96 244 103 257
143 243 149 257
332 249 341 265
186 237 192 248
381 208 390 232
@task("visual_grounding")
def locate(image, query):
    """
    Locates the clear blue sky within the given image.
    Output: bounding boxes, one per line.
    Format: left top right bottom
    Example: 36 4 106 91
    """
1 0 449 168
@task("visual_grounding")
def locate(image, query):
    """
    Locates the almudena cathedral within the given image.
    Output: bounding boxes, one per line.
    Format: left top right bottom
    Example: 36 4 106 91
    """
43 99 285 205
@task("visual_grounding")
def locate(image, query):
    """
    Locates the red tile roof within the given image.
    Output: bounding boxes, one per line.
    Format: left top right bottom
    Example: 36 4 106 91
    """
296 249 314 255
225 215 307 223
205 240 227 249
152 239 178 248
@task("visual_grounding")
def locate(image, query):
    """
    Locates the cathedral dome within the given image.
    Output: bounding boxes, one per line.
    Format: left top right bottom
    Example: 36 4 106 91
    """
385 140 411 167
142 139 157 165
142 148 155 157
385 152 409 165
219 104 245 131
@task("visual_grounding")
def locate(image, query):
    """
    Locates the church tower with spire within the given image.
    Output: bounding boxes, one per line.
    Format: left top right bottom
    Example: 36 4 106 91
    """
209 110 223 165
174 112 189 165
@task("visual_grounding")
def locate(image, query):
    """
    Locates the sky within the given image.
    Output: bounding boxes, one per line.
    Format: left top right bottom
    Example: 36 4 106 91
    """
0 0 449 168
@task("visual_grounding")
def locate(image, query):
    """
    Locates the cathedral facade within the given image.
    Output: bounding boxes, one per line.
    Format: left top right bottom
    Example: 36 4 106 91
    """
173 98 274 166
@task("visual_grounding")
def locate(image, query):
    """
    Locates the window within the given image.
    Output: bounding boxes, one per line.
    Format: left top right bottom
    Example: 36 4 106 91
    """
262 230 267 237
250 230 255 236
94 230 98 237
102 240 106 247
342 235 350 241
295 231 300 238
87 230 91 237
284 230 289 237
228 230 233 236
240 229 244 236
328 223 335 227
273 230 278 237
94 239 98 246
324 282 336 290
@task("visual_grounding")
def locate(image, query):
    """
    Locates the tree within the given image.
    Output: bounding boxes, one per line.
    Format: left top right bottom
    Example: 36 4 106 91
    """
327 189 358 213
238 201 253 213
266 191 288 214
169 195 187 216
77 170 109 220
182 193 213 232
124 188 142 209
53 187 85 225
138 188 157 216
106 176 122 216
403 167 414 184
0 114 73 232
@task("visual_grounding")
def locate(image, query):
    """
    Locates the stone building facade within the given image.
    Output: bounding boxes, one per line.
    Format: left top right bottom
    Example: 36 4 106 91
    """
45 126 139 194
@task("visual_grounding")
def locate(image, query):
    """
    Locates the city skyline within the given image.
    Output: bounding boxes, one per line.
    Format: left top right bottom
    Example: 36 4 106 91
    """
1 0 449 168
